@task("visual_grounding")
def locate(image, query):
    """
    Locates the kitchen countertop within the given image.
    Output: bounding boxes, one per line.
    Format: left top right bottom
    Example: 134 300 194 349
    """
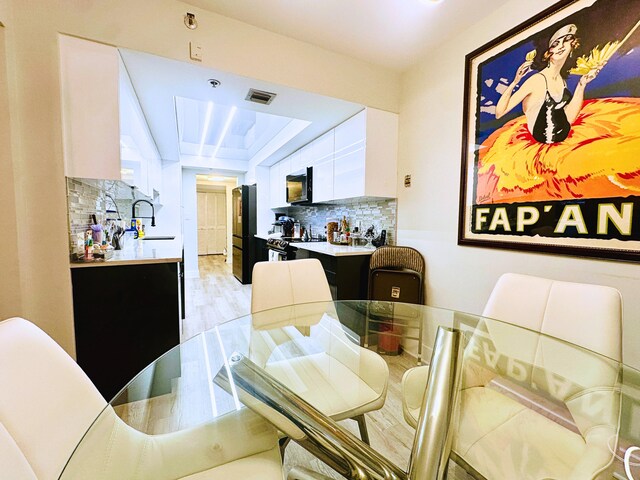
70 237 182 268
255 234 375 257
295 241 375 257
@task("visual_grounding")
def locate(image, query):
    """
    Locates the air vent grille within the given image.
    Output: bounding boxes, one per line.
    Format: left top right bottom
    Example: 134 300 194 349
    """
245 88 277 105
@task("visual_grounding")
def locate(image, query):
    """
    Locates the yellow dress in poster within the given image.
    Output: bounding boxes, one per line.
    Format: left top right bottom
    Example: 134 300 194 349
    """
476 97 640 204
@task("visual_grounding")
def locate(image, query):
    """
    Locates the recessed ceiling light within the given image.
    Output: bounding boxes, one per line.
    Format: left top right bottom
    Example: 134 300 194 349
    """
211 106 237 160
198 102 214 157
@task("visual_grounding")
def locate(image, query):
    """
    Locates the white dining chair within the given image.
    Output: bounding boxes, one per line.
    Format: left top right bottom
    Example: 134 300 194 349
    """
0 316 331 480
251 258 389 444
401 273 623 480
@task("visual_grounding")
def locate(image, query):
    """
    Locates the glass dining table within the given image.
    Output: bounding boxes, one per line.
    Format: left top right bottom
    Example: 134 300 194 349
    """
58 301 640 480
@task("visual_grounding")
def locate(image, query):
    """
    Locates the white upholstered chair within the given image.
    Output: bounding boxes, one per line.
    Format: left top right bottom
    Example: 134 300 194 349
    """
251 259 389 444
0 316 332 480
401 273 623 480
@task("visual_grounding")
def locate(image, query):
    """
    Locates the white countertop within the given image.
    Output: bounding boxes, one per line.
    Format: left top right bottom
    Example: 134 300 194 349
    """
70 237 182 268
295 241 375 257
255 234 375 257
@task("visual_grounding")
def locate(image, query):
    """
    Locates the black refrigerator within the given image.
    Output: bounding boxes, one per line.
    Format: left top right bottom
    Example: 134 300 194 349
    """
232 184 257 284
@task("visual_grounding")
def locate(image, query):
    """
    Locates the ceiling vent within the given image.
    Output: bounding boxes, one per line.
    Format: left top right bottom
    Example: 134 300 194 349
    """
245 88 277 105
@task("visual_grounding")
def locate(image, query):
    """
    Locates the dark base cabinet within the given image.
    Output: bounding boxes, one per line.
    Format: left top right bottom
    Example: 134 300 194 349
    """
71 262 181 402
255 237 269 263
295 249 371 300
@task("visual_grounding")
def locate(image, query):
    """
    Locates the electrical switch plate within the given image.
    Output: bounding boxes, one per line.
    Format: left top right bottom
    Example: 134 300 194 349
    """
189 42 202 61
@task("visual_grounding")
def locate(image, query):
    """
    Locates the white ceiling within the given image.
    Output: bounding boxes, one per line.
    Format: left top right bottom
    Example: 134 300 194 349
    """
119 49 362 169
121 1 513 173
182 0 513 71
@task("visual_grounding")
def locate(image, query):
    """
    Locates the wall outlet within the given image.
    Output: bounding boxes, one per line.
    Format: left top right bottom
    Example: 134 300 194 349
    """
404 174 411 187
189 42 202 62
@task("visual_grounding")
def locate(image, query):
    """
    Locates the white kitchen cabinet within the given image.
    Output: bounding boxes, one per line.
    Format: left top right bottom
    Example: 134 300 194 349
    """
334 111 366 157
313 158 334 203
59 35 120 180
299 143 313 170
290 150 304 172
119 54 162 198
59 36 162 198
267 107 397 209
269 157 292 208
333 108 397 201
313 130 335 165
309 130 334 202
279 157 292 206
333 147 365 199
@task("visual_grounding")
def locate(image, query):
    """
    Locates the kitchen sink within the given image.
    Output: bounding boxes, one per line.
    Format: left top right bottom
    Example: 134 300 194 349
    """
142 236 176 241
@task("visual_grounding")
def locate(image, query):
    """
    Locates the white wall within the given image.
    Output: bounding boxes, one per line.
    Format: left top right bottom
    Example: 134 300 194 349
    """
154 161 182 238
397 0 640 368
182 170 199 278
254 166 272 236
1 0 399 355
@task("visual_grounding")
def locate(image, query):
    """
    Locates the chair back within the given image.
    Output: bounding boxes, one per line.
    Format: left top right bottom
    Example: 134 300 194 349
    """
0 318 106 480
482 273 622 361
368 246 425 305
369 245 425 275
251 259 332 315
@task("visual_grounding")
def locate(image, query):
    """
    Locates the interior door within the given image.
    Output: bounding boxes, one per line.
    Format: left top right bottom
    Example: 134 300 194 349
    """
197 192 207 255
207 192 226 254
197 190 227 255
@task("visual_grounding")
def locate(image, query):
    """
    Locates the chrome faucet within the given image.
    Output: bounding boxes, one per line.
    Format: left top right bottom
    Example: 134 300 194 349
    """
131 199 156 227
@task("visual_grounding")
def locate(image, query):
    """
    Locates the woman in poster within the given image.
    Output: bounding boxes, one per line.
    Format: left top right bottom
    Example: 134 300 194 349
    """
476 12 640 205
495 24 601 144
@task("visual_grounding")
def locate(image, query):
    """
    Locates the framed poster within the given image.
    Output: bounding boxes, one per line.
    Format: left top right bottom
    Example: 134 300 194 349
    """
459 0 640 261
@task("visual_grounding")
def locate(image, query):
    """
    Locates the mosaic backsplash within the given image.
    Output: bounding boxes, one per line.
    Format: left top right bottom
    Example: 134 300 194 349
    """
66 177 142 253
281 197 397 245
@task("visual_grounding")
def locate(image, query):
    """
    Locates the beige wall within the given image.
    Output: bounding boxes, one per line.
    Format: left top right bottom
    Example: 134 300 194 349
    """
397 0 640 368
0 22 22 319
2 0 400 356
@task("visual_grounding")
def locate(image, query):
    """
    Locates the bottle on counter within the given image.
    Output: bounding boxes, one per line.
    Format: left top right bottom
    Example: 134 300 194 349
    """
85 230 93 260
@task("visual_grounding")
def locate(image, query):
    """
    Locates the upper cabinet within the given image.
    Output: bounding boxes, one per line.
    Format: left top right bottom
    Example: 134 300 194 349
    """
268 107 398 208
119 55 162 198
59 36 161 198
310 130 335 203
59 35 120 181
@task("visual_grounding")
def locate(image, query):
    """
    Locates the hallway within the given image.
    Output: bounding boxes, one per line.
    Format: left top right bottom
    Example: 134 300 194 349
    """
182 254 251 342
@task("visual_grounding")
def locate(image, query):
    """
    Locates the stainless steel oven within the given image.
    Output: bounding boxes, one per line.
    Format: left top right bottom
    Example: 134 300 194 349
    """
266 238 297 261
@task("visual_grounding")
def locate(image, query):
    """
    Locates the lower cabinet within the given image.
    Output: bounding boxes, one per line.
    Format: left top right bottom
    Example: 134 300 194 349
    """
71 262 181 402
254 237 269 263
295 249 370 300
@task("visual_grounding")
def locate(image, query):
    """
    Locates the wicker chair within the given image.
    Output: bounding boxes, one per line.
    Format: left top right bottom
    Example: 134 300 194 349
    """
368 245 425 301
367 245 426 363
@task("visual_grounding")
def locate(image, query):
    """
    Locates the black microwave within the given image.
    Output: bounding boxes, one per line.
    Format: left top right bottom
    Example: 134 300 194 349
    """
286 167 312 204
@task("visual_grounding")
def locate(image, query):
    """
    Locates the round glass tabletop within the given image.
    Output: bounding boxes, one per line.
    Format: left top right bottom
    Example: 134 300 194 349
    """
58 301 640 480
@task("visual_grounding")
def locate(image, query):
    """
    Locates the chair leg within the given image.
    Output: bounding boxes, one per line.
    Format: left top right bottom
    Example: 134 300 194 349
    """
354 414 370 445
279 436 291 459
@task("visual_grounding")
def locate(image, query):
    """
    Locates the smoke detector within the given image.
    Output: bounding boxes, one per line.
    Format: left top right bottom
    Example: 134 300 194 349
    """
245 88 277 105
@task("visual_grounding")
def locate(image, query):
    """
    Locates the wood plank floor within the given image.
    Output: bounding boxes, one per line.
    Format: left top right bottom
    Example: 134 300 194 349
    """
116 255 471 479
181 254 252 342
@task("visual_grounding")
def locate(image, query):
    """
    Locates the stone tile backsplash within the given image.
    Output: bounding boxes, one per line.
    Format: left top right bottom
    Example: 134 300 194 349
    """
282 197 397 245
66 177 137 252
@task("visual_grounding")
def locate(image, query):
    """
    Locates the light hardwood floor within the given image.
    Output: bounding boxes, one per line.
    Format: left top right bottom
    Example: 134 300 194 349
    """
181 254 252 342
117 255 471 479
